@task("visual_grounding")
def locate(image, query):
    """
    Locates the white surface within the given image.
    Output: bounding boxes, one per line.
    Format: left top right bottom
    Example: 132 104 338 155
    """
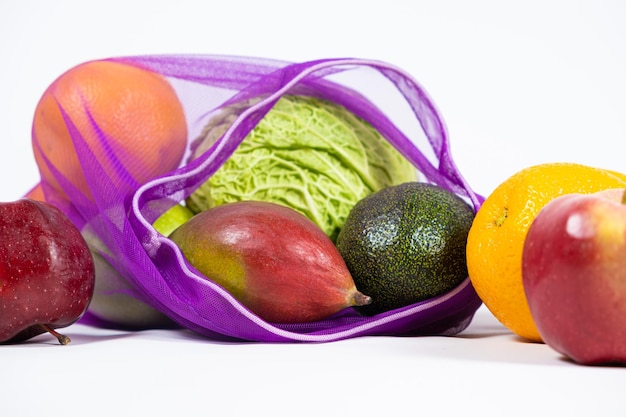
1 1 625 416
4 307 625 416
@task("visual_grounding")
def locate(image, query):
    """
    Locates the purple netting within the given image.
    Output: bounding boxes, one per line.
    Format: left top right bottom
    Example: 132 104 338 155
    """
32 55 484 342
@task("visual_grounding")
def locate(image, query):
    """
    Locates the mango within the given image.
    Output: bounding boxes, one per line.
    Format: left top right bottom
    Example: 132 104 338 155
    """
169 201 371 323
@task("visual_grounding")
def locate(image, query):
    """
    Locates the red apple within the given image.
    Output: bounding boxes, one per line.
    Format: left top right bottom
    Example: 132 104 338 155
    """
0 199 95 345
522 188 626 365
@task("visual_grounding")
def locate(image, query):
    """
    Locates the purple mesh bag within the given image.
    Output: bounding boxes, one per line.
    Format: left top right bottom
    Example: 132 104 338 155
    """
32 55 485 342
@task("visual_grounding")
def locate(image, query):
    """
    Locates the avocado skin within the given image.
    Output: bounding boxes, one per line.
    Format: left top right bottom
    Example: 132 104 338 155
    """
336 182 475 316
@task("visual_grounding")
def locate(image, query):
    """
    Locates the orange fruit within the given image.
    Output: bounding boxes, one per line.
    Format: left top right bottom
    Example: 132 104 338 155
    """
466 162 626 342
32 60 188 202
24 183 45 201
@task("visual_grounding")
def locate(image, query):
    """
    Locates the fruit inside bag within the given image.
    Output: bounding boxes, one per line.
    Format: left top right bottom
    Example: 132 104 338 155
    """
31 55 484 342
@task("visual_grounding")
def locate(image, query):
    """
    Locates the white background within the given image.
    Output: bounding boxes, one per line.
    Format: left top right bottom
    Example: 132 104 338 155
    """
1 1 625 416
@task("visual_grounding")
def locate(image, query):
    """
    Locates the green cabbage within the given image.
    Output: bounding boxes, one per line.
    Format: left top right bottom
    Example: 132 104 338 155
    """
186 95 417 242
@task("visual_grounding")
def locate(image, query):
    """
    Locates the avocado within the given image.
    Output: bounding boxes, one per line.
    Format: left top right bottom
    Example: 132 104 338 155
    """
335 182 475 316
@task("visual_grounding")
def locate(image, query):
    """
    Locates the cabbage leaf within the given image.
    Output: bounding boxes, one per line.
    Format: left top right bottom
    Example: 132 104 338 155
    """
186 95 417 241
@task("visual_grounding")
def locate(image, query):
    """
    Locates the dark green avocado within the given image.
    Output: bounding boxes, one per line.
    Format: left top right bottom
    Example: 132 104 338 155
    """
336 182 475 316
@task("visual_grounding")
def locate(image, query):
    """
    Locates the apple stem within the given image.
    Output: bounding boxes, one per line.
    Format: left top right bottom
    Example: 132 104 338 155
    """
622 189 626 205
40 324 71 345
